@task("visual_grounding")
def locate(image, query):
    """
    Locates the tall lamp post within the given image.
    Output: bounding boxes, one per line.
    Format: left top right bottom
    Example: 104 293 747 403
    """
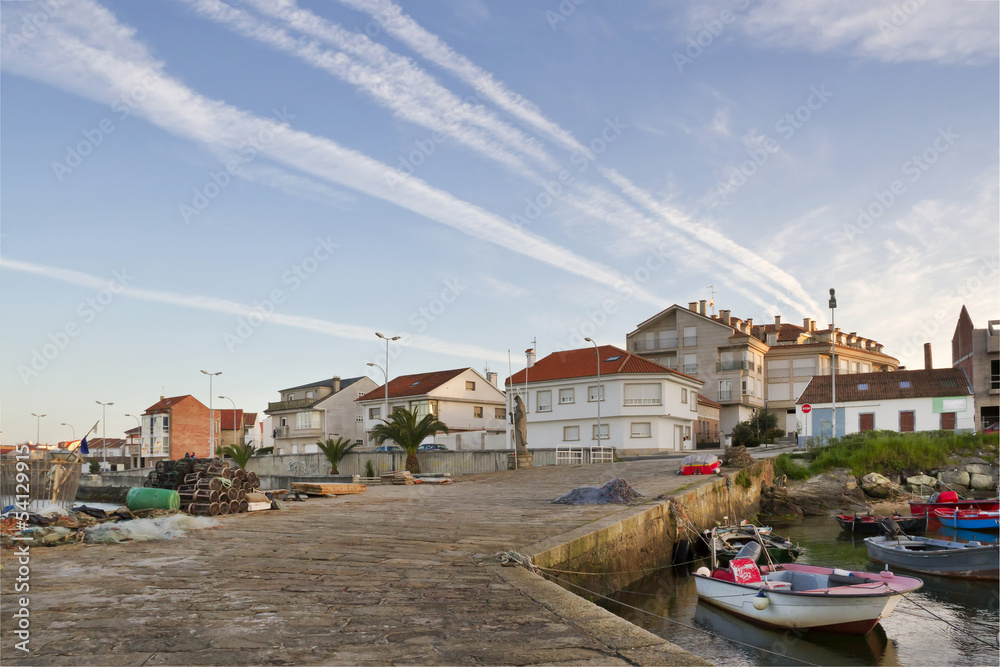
218 395 239 448
124 413 142 468
829 288 837 441
31 413 46 446
366 362 388 426
59 422 75 443
95 401 113 466
584 338 602 445
375 332 400 421
200 370 222 455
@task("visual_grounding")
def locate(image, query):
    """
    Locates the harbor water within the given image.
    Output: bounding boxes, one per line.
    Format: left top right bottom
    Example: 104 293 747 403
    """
594 515 999 666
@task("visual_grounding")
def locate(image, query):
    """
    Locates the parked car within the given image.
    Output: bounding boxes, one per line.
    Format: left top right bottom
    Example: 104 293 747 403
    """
373 444 402 452
417 443 449 451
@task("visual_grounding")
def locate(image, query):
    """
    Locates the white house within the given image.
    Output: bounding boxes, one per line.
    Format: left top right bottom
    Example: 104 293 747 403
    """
357 368 507 450
505 345 703 455
796 368 975 439
264 375 378 455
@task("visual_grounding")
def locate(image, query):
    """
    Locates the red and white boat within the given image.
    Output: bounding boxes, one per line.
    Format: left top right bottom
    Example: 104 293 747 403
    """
694 542 923 635
909 490 998 515
677 454 721 475
933 508 1000 532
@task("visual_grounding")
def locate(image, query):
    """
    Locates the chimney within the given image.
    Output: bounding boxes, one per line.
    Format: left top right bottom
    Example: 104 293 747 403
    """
525 348 535 368
699 299 707 315
720 309 731 326
332 376 341 393
487 371 498 387
688 301 699 312
774 315 781 326
923 343 933 370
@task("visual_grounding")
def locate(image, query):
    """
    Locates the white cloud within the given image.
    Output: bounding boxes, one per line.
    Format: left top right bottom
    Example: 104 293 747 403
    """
739 0 999 65
708 108 731 136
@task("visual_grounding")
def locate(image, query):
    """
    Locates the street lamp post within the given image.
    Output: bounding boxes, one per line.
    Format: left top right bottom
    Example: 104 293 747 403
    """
95 401 113 466
200 370 222 455
31 413 46 446
829 288 837 441
366 362 387 426
584 338 602 445
218 395 239 448
124 414 142 468
375 333 400 422
60 422 75 443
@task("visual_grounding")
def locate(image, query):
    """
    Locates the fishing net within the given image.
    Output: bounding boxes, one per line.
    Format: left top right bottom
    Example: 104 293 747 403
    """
552 478 643 505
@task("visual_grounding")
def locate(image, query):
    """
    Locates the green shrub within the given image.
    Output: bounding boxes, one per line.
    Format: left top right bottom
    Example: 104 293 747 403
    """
88 460 100 474
734 468 752 489
364 459 375 478
772 453 810 480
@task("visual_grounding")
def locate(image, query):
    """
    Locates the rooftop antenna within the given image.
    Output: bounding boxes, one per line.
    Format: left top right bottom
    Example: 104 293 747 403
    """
707 285 717 316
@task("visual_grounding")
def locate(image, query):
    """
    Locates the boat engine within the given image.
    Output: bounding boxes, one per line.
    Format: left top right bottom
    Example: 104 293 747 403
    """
735 540 762 563
879 517 904 539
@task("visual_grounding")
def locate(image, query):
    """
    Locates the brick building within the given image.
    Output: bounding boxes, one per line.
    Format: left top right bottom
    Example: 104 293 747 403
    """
952 306 1000 430
141 395 212 462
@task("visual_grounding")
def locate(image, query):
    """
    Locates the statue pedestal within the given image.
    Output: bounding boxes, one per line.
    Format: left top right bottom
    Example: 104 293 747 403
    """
507 453 533 470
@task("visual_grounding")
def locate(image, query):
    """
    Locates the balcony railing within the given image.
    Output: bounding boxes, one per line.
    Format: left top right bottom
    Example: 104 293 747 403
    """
718 390 733 402
683 336 697 347
631 339 676 352
624 398 661 406
266 398 315 412
717 360 750 371
274 426 290 438
683 365 698 374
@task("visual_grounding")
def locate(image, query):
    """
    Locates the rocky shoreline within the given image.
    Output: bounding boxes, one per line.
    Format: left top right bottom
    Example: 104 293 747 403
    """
762 453 998 517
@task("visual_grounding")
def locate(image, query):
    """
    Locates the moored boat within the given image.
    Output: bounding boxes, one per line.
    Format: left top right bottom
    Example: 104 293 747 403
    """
677 454 721 475
864 534 999 580
704 525 803 565
932 509 999 532
694 541 923 635
908 490 998 515
836 513 927 535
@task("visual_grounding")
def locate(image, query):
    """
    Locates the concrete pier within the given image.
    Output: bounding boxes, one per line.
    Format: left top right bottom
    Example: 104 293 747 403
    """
1 458 769 665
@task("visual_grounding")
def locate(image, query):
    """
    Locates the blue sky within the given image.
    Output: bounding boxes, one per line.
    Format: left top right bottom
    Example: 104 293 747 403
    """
1 0 997 445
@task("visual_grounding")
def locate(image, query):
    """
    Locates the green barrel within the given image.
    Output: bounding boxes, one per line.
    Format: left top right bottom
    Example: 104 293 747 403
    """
126 487 180 511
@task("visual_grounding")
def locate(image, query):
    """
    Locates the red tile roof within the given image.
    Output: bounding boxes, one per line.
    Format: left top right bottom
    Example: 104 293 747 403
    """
144 395 204 413
505 345 700 385
356 368 470 403
751 322 806 343
797 368 972 404
697 394 722 409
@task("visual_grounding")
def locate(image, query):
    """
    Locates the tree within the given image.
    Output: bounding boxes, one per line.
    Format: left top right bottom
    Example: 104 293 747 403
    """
317 437 359 475
221 443 273 470
369 407 449 474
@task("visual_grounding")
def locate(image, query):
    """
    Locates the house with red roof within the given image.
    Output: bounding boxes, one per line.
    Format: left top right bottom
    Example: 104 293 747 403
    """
356 368 506 449
505 345 703 455
796 368 974 439
141 394 211 461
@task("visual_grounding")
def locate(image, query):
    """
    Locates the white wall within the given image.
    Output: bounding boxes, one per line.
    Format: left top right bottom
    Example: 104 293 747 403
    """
798 395 975 436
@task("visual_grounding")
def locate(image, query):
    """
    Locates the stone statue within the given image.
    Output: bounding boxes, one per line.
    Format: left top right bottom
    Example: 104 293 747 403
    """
513 394 529 455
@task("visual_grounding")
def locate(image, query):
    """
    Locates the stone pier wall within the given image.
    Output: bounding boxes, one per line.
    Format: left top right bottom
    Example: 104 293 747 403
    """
530 460 773 591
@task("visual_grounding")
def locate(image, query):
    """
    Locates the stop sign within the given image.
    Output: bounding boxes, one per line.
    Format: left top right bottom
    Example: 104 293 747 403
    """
802 404 812 414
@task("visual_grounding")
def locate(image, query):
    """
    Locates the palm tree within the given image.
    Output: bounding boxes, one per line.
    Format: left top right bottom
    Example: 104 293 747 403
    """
317 437 359 474
221 443 273 470
369 407 449 474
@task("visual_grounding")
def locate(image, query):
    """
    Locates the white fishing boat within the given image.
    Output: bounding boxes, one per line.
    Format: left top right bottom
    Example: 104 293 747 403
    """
694 538 923 635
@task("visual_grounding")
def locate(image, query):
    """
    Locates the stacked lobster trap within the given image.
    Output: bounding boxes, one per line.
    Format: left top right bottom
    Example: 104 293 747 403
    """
142 458 265 516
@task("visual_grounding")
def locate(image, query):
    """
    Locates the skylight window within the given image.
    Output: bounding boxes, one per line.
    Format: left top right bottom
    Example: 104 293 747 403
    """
605 355 622 362
857 383 868 391
941 379 956 388
410 380 422 386
899 381 911 389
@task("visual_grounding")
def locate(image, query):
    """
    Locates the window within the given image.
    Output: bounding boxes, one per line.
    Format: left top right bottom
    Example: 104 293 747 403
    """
683 353 697 374
605 355 623 362
768 360 790 378
592 423 609 440
992 359 1000 390
742 377 755 396
768 383 791 401
793 358 816 375
537 390 552 412
412 401 437 418
683 326 697 347
473 406 483 418
663 356 678 369
495 407 506 419
288 393 295 400
296 411 321 429
631 422 651 438
588 385 605 402
691 394 698 411
369 407 381 420
859 413 875 432
941 412 956 430
559 388 575 404
466 381 476 390
624 383 661 405
899 381 911 389
857 383 869 391
306 391 314 398
563 426 580 441
660 329 677 349
900 411 915 433
162 416 169 430
681 388 688 403
684 426 691 438
719 380 733 402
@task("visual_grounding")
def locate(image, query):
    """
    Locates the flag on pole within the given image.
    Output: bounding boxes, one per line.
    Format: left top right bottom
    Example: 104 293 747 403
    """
79 421 99 455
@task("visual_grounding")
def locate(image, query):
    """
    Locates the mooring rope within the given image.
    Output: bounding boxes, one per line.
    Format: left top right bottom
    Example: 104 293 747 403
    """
496 549 541 574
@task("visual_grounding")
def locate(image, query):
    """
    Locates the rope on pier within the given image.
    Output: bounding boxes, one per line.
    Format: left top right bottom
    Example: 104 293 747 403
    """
496 550 541 574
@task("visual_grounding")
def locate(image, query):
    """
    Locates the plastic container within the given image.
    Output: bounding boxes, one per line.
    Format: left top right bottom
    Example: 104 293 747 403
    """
126 487 180 511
